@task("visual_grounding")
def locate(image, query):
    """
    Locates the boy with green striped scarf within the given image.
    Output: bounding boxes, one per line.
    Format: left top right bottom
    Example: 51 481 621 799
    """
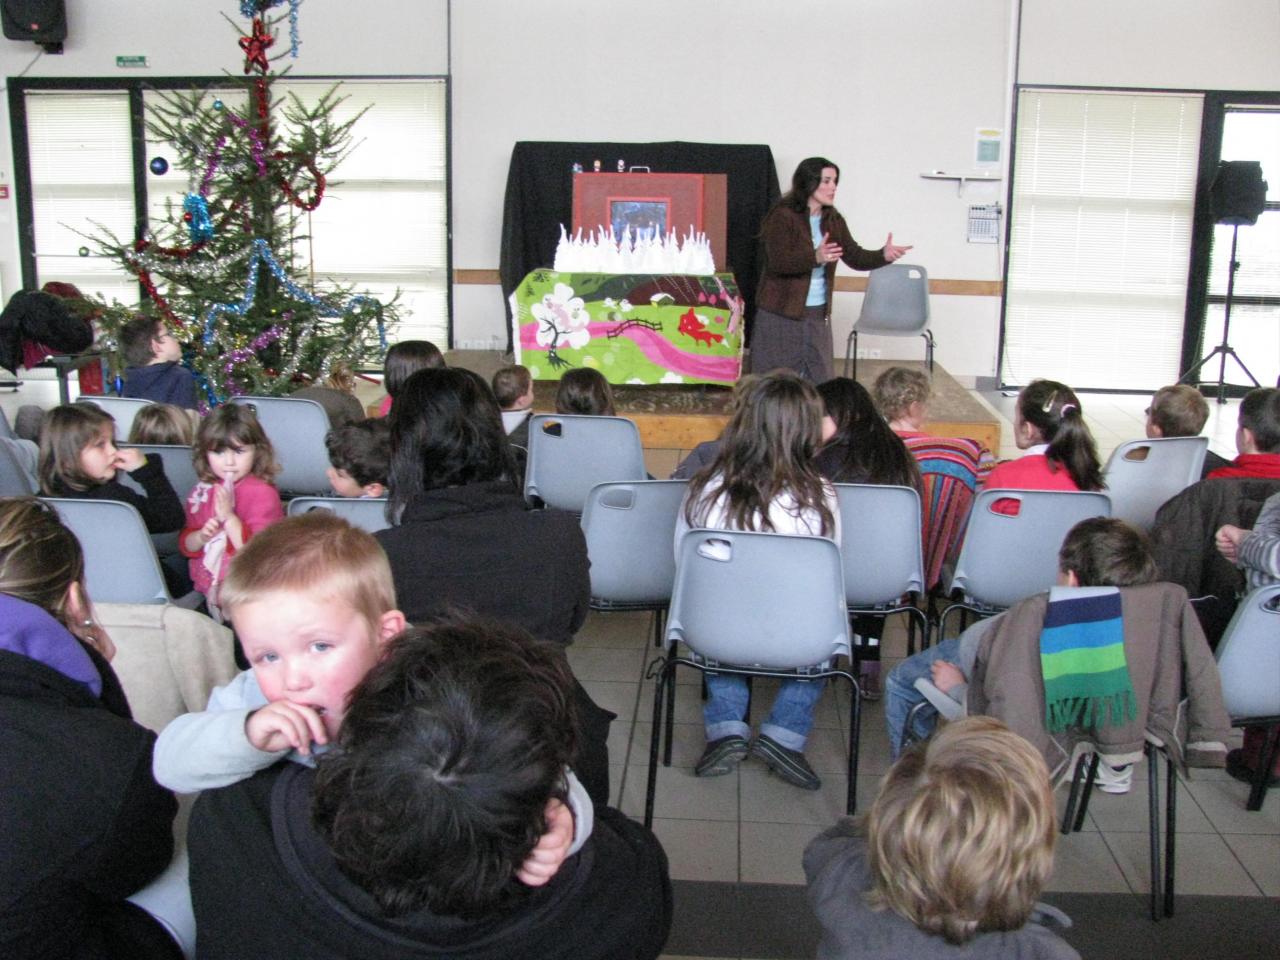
886 517 1158 794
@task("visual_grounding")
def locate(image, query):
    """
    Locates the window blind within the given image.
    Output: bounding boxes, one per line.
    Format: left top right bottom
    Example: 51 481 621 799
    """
1003 89 1203 390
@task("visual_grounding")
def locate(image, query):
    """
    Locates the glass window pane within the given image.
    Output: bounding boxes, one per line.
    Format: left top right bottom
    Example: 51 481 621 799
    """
1005 90 1203 390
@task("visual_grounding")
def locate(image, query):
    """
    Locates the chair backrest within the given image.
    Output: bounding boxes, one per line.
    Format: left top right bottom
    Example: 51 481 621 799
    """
855 263 929 335
0 439 37 495
581 480 688 605
0 405 14 440
524 414 646 512
286 495 390 533
1216 583 1280 721
80 396 155 441
1102 436 1208 531
230 396 332 498
950 489 1112 609
834 483 925 605
42 497 170 604
667 529 849 669
119 445 199 503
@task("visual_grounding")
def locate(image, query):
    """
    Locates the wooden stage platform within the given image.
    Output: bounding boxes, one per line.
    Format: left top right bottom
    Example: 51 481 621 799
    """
444 351 1003 457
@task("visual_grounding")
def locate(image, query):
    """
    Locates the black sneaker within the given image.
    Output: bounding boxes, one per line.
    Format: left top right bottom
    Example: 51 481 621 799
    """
750 734 821 790
695 735 750 777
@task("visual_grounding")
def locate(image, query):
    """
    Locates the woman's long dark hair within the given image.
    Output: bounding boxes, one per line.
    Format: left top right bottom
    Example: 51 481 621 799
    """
778 156 839 214
684 371 834 536
816 378 921 489
1017 379 1103 491
386 368 517 522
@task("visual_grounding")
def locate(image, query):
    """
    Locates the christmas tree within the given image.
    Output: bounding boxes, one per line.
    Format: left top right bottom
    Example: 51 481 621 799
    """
83 0 396 404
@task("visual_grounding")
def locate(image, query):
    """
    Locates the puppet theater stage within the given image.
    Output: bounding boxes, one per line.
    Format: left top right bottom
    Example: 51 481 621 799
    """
488 140 1000 455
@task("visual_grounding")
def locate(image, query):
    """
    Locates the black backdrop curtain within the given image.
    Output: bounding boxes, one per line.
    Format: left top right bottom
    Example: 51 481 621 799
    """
499 141 780 352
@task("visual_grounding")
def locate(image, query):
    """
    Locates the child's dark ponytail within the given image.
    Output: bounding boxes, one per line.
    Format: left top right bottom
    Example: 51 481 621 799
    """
1018 380 1103 491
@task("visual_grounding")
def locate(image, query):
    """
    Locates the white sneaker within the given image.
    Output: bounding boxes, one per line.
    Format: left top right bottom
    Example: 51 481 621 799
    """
1092 759 1132 795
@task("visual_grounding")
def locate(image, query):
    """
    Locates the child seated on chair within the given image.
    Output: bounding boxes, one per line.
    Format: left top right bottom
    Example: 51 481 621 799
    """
119 315 199 410
154 512 591 877
885 518 1158 787
492 363 535 449
886 517 1229 789
128 402 197 446
1143 384 1229 478
805 717 1078 960
324 417 390 498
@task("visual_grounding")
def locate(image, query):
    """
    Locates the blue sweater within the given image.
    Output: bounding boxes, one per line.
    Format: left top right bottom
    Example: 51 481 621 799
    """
122 361 198 409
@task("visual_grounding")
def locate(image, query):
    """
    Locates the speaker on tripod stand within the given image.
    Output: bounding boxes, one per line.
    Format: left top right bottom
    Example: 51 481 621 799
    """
1180 160 1269 403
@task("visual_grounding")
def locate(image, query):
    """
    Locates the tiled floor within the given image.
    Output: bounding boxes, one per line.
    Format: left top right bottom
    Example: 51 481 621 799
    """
571 606 1276 960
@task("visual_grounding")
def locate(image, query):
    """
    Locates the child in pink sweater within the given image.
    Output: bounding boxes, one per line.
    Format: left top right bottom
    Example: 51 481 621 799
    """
181 405 283 617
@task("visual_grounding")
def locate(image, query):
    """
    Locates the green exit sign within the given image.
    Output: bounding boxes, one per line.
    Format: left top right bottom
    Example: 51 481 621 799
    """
116 55 148 69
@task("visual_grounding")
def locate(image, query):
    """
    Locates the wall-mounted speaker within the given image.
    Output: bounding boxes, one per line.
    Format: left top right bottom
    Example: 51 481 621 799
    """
1 0 66 47
1211 160 1268 226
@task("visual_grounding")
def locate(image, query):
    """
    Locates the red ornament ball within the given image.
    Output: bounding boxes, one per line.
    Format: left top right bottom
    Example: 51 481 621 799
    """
183 212 193 222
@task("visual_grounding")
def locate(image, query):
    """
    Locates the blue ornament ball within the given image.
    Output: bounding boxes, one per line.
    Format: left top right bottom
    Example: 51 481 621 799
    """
149 157 169 176
213 99 224 111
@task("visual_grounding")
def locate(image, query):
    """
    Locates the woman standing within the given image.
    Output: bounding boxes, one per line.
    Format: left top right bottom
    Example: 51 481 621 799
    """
753 157 910 382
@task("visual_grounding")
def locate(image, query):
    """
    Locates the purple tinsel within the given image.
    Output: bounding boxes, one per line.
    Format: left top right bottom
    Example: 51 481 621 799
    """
227 114 269 177
222 324 284 373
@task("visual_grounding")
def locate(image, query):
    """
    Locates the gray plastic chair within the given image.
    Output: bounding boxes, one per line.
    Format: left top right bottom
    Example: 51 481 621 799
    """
0 439 37 495
580 480 688 647
120 445 199 505
0 406 14 439
524 414 646 513
938 489 1112 639
230 396 332 498
843 263 933 379
42 497 172 604
1102 436 1208 531
80 395 155 441
1215 583 1280 812
834 483 930 653
645 529 859 827
286 495 390 533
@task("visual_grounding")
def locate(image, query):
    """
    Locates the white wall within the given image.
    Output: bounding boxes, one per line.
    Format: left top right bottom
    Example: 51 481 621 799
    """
2 1 1278 381
451 0 1012 379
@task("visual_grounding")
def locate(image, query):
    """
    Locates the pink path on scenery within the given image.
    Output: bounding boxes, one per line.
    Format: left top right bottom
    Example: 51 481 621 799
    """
520 321 740 381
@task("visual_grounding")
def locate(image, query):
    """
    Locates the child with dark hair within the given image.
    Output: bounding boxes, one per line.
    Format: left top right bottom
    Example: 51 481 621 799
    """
1206 386 1280 479
377 339 445 417
555 366 616 416
180 405 283 615
119 315 199 410
492 363 535 448
678 370 839 790
39 402 185 535
805 717 1077 960
985 379 1103 498
884 518 1157 767
186 616 670 960
814 377 920 699
325 418 391 498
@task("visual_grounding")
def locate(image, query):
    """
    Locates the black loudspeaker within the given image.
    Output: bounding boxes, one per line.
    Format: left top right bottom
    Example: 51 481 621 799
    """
1 0 65 45
1211 160 1268 226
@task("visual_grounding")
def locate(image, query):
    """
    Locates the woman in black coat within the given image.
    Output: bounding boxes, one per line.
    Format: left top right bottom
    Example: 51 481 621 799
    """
374 367 614 804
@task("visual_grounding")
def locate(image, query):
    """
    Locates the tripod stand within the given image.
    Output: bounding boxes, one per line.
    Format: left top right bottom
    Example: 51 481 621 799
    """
1180 222 1261 404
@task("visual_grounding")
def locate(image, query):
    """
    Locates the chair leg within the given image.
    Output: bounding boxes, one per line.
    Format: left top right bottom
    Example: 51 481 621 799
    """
1164 750 1176 918
1147 742 1162 922
923 331 935 372
1074 753 1099 833
909 605 930 653
846 329 859 380
644 660 668 829
1061 752 1097 834
1247 724 1280 812
662 661 678 767
847 674 862 816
